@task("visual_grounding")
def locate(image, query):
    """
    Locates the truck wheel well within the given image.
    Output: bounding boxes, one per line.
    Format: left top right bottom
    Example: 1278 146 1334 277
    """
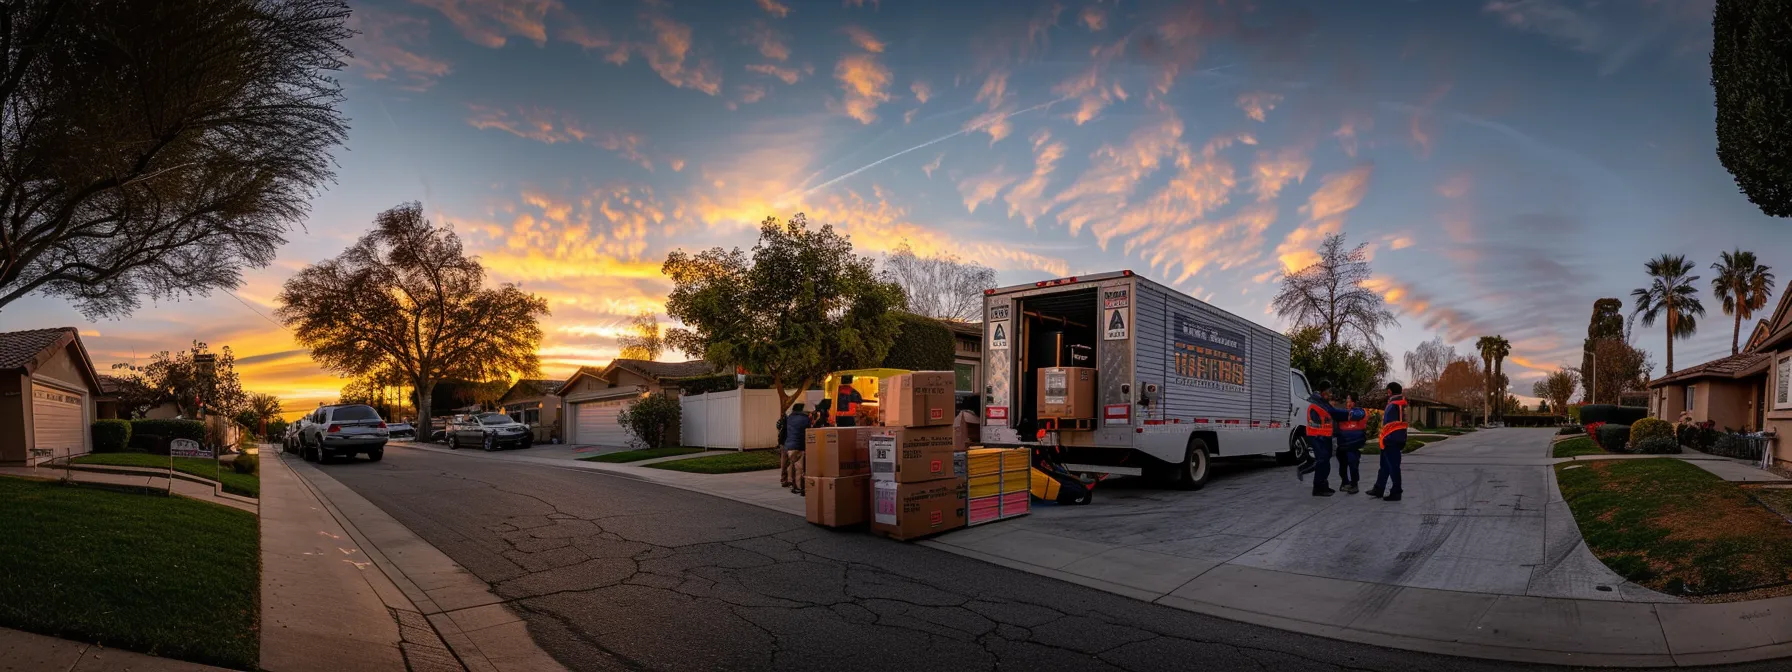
1188 430 1219 456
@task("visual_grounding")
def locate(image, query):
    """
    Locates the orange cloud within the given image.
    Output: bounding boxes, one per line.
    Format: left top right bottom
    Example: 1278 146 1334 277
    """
1250 147 1311 202
1093 147 1237 250
1005 130 1066 226
1052 42 1128 125
641 14 722 95
833 53 893 124
1236 92 1284 122
963 108 1015 145
1437 173 1471 198
1334 114 1370 158
756 0 791 18
1275 219 1343 272
466 105 590 144
1299 163 1375 223
740 22 791 61
746 63 803 84
843 25 886 52
922 153 944 178
1080 5 1107 30
958 171 1018 214
1133 202 1277 283
1052 108 1186 236
411 0 554 48
348 9 452 91
976 69 1010 109
911 80 932 103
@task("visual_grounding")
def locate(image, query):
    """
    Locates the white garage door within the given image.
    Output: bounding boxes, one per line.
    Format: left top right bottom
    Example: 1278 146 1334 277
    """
572 399 632 448
32 384 85 460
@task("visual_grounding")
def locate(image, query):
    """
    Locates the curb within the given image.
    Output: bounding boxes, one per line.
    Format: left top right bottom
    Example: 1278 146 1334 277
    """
54 463 260 506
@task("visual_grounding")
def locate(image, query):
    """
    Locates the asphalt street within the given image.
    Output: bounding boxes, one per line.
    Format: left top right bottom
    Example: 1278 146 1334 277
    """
318 447 1782 672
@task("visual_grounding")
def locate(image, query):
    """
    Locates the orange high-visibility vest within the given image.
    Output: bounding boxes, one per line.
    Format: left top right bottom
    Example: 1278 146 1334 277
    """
1306 403 1335 437
1380 396 1410 441
1339 416 1367 433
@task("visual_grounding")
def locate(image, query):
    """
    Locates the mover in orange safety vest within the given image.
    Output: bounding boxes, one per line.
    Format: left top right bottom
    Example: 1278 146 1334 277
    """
1369 382 1410 501
1334 396 1368 494
834 375 863 427
1296 380 1350 496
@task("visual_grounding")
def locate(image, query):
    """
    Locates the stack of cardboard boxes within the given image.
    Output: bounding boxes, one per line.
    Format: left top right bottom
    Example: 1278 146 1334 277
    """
868 371 968 540
966 447 1031 525
803 425 871 527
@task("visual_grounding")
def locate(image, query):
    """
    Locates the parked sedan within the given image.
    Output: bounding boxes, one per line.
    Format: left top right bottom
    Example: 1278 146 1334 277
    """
387 422 416 440
447 412 532 451
297 403 389 463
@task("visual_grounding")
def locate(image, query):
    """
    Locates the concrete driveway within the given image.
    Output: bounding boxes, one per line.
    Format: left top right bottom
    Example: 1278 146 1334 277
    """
931 428 1669 602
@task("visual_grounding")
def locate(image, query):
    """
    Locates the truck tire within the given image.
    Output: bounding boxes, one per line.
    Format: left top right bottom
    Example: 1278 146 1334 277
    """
1172 439 1212 491
1276 431 1309 466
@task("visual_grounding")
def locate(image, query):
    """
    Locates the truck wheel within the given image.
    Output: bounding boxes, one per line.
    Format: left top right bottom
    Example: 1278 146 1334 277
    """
1277 431 1309 466
1173 439 1211 491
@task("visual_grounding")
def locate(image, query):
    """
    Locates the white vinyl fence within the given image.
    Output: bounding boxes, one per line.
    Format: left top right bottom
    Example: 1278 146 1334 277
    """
680 388 785 450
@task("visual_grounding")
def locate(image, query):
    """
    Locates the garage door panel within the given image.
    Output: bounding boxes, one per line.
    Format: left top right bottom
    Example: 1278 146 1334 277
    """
573 399 632 447
32 385 85 459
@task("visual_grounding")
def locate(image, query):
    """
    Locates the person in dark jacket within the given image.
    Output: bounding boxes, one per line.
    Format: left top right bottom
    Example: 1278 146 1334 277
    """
781 403 811 494
1297 380 1350 496
1370 382 1410 501
834 376 863 427
1335 395 1367 494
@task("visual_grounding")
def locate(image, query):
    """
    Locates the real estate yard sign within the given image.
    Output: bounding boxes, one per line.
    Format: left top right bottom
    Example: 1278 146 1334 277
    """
169 438 213 459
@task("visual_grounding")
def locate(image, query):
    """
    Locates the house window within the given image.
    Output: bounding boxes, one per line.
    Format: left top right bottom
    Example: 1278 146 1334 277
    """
1685 385 1696 412
1777 352 1792 410
523 408 541 425
954 362 977 393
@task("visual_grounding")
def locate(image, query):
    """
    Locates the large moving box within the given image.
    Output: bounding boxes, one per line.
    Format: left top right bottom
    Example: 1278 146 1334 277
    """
806 427 870 477
1037 367 1096 419
869 425 966 482
882 371 955 427
804 475 869 527
872 478 967 540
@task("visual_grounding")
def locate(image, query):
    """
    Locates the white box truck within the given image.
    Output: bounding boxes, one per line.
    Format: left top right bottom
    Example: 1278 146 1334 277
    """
980 270 1314 489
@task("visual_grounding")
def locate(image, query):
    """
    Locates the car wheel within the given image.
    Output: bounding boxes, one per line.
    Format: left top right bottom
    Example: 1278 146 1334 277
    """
302 442 317 462
317 447 333 464
448 434 458 450
1276 431 1308 466
482 434 495 452
368 448 383 462
1172 439 1211 491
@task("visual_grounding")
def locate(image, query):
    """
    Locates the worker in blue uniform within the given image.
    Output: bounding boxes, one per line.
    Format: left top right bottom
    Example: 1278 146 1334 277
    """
1297 380 1350 497
1370 382 1410 502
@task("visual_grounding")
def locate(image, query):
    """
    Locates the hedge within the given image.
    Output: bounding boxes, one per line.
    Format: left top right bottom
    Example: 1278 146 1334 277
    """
1579 405 1648 426
91 419 132 453
1630 417 1674 445
1597 423 1632 453
677 373 773 396
880 313 955 372
1634 435 1681 455
130 418 207 442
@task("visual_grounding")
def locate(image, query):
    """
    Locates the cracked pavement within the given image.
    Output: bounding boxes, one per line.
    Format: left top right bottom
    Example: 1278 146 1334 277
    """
318 448 1780 672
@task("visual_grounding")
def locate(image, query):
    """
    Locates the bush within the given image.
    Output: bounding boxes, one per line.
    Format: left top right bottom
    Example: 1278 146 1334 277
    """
1365 408 1383 440
231 453 259 475
1634 435 1682 455
880 313 955 371
1630 417 1674 445
617 394 681 449
1584 421 1607 448
1557 425 1584 435
91 419 133 453
130 419 206 443
1597 424 1632 453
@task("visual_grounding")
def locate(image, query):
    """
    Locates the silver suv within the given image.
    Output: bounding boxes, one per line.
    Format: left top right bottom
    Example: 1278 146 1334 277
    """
297 404 389 463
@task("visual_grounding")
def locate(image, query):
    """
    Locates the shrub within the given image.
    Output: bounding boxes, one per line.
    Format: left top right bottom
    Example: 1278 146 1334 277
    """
231 453 259 475
617 394 681 449
1630 417 1674 445
130 419 206 443
1579 404 1618 425
1634 435 1682 455
676 373 773 396
880 313 955 371
1365 408 1383 440
91 419 133 453
1557 425 1584 435
1597 424 1632 453
1584 421 1608 448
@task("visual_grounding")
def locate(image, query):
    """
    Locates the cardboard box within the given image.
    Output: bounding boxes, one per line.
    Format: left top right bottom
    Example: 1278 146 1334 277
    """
883 371 956 427
872 478 967 540
1038 367 1096 419
869 425 966 482
804 475 869 527
805 427 870 477
954 410 981 452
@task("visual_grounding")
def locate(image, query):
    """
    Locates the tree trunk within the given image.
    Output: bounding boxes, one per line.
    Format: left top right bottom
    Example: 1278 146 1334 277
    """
1665 308 1676 375
1733 307 1743 356
416 377 434 440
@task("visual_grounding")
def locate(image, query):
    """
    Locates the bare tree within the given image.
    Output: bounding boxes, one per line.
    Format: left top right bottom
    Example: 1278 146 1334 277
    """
881 243 996 322
0 0 351 318
1532 368 1579 415
1402 336 1454 396
1272 233 1398 347
616 312 663 360
277 203 549 437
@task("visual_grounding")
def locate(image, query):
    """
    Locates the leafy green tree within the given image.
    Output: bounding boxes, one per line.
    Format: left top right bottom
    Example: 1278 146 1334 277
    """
1289 325 1389 401
277 202 549 437
1710 249 1776 355
1632 254 1705 374
617 393 681 449
664 213 907 413
616 312 664 360
246 393 283 437
0 0 351 317
115 341 248 418
1273 233 1398 347
1712 0 1792 217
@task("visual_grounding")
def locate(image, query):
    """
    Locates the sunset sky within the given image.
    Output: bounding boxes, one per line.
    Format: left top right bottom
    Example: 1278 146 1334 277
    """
4 0 1785 413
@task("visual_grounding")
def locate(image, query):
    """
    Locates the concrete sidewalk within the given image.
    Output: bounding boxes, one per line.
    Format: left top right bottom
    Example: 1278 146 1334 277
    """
281 453 568 672
0 626 232 671
0 464 256 513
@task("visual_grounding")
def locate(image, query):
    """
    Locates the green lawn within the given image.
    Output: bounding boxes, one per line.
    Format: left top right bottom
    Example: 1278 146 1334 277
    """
646 449 781 474
1362 439 1426 456
1555 459 1792 599
1552 437 1604 458
581 447 705 463
71 453 259 499
0 477 259 669
1750 487 1792 521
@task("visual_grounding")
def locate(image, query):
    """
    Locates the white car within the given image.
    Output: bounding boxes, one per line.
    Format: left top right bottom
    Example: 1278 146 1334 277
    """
296 404 390 463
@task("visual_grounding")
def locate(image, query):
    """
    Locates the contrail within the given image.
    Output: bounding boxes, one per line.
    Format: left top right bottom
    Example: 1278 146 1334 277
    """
795 95 1075 197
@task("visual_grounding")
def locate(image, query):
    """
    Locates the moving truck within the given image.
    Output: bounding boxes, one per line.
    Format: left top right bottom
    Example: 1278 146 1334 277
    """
979 270 1314 489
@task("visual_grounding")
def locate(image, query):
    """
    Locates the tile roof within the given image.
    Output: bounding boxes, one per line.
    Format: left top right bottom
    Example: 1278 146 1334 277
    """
502 378 565 399
1648 350 1771 387
0 327 77 371
613 359 717 381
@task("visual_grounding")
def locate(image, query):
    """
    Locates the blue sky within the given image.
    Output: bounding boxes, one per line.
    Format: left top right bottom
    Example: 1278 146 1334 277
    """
6 0 1786 410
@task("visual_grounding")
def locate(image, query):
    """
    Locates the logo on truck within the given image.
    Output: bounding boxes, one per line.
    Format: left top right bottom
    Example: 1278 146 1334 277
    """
1170 313 1248 392
1102 287 1130 341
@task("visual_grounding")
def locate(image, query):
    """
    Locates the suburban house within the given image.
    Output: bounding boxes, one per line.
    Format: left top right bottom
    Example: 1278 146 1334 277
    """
558 359 714 448
944 319 983 407
1 328 104 465
1367 391 1465 428
1664 291 1792 471
499 378 565 443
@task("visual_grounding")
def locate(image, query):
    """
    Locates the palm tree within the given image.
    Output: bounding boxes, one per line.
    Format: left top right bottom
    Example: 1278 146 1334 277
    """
1476 336 1497 424
1490 335 1511 422
1631 254 1706 374
248 393 283 438
1710 249 1776 355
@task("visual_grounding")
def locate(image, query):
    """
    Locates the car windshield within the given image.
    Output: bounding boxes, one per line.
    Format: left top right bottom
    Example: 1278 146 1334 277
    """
331 405 380 421
479 413 513 424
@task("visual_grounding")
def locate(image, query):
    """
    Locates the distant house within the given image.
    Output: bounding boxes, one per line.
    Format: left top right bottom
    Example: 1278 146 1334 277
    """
1 328 105 465
558 359 715 448
1664 290 1792 471
499 378 565 443
1366 391 1466 429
